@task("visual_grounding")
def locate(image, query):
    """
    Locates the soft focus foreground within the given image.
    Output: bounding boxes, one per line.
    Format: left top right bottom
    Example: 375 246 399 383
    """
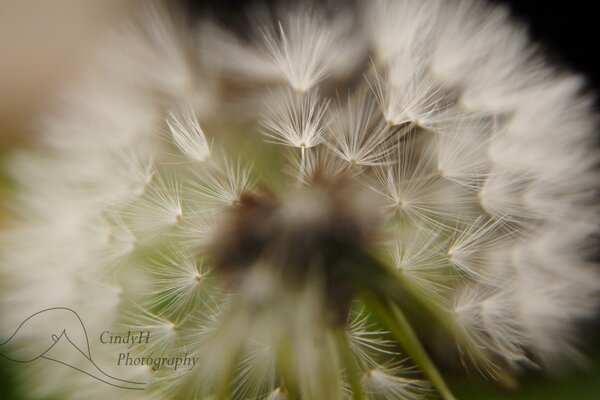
0 1 599 400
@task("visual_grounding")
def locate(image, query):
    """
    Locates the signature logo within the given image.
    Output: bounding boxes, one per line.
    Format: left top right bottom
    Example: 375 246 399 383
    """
0 307 147 390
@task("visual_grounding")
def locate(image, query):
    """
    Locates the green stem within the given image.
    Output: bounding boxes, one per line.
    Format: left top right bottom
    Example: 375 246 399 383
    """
347 250 494 377
275 339 301 400
333 327 365 400
362 292 457 400
214 311 252 400
214 343 241 400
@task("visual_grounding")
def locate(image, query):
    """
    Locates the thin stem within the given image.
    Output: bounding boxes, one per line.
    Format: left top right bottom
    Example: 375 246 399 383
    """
275 339 301 400
333 327 365 400
213 311 252 400
362 292 458 400
214 341 242 400
345 250 494 377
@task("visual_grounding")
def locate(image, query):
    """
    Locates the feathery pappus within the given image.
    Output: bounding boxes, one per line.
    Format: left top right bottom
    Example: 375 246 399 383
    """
1 1 599 399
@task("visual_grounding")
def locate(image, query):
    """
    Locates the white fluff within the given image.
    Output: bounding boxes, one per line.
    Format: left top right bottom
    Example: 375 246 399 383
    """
261 88 329 150
166 101 211 162
259 5 359 92
1 0 598 399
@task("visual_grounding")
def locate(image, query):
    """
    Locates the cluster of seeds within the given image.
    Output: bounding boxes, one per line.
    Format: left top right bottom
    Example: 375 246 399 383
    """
1 1 598 399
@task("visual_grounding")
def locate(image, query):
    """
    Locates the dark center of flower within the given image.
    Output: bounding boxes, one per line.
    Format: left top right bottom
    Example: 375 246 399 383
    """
209 174 384 322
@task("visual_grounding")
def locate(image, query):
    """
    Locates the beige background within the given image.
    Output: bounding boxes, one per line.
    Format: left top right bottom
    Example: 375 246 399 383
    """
0 0 129 145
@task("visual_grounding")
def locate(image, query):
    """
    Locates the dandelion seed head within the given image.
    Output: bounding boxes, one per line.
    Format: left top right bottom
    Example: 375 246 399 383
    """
1 0 599 399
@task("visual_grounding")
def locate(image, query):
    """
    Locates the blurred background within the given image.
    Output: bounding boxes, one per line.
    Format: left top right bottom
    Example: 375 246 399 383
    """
0 0 599 398
0 0 130 147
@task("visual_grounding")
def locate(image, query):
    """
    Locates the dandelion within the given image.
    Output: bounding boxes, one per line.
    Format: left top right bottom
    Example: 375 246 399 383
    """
1 1 599 400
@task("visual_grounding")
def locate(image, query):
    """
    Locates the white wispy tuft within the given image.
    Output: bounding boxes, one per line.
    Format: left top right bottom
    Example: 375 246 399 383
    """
259 5 358 92
362 366 431 400
327 88 394 167
0 0 598 399
166 101 211 162
261 88 329 150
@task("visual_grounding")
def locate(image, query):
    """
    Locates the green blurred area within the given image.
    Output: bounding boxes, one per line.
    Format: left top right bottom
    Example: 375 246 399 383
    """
450 357 600 399
0 358 19 400
2 351 600 399
452 369 600 400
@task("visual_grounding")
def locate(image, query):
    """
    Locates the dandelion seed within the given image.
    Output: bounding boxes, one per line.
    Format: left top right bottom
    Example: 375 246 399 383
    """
454 286 530 370
362 367 431 400
389 228 452 303
261 88 329 150
327 89 395 167
187 157 256 209
122 173 183 241
121 306 180 357
348 308 398 369
372 138 479 229
366 0 441 65
144 249 212 315
370 62 453 128
446 216 515 284
431 115 493 188
166 101 211 162
260 6 356 92
266 388 288 400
